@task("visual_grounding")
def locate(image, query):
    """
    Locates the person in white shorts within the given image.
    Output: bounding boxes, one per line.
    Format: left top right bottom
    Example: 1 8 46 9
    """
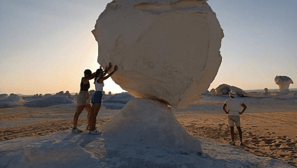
222 92 247 145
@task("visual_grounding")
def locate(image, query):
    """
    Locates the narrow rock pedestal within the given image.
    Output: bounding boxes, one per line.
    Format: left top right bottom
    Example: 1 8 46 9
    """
103 98 201 152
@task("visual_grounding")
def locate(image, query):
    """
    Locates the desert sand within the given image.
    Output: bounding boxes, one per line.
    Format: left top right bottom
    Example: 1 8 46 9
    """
176 112 297 167
0 105 296 167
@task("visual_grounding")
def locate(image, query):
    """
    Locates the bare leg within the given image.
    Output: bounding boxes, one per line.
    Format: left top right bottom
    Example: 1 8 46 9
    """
90 103 101 131
237 127 242 142
85 104 92 127
73 105 85 128
230 126 235 142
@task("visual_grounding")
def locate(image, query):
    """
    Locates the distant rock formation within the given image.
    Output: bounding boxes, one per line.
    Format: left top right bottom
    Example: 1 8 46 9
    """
54 91 74 98
103 93 134 109
0 94 8 100
24 95 74 107
275 76 293 92
56 91 64 95
3 94 24 102
216 84 230 95
261 88 270 96
65 91 71 98
210 89 217 96
89 90 96 97
215 84 246 97
44 94 52 97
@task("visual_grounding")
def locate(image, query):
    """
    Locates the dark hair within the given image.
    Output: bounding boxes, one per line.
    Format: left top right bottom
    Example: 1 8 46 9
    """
84 69 92 76
95 68 103 78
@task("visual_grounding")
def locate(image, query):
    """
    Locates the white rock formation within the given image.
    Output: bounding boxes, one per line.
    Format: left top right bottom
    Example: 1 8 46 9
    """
24 95 74 107
216 84 230 95
0 94 8 100
210 88 217 96
216 84 246 97
65 91 71 98
93 0 223 108
103 93 134 109
260 88 269 96
93 0 223 152
56 91 64 95
103 98 200 151
0 94 24 107
44 94 52 97
2 94 24 102
275 76 294 92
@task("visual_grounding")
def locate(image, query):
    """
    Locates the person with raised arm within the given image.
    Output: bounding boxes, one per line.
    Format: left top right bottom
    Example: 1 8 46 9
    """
72 69 96 133
89 63 118 134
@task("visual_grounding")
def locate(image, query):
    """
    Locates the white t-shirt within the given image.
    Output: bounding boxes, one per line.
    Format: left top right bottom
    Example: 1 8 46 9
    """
224 98 243 116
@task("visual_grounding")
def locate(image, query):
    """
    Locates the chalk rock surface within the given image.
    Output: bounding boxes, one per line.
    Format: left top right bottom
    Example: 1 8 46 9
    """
93 0 223 108
103 98 201 151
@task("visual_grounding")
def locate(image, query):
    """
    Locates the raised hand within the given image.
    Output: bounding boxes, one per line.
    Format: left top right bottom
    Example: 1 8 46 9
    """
105 62 112 72
114 65 118 71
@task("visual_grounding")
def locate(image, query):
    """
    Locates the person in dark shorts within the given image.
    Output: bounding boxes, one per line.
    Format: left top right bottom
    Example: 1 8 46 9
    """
72 69 96 133
89 63 118 134
222 92 247 145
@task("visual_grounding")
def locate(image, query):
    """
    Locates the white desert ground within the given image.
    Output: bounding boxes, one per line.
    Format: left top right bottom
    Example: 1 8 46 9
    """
0 91 296 168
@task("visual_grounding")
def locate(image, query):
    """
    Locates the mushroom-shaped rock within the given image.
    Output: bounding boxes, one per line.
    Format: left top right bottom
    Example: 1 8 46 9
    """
92 0 223 152
275 76 294 92
93 0 223 108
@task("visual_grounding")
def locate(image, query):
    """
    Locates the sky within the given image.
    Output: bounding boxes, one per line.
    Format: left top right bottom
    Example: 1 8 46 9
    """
0 0 296 95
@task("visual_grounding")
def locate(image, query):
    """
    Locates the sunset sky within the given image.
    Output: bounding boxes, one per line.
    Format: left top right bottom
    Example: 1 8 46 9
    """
0 0 296 95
